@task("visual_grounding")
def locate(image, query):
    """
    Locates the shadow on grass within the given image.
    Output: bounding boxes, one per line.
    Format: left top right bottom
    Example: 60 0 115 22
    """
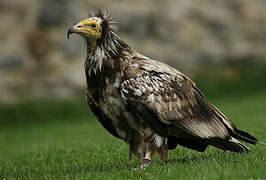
77 151 246 173
167 150 248 165
85 161 137 172
47 160 139 178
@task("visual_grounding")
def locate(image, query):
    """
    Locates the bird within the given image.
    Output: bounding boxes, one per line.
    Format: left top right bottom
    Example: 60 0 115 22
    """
67 10 257 168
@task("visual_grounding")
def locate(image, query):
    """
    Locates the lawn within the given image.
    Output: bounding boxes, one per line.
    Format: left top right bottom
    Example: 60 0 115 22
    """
0 87 265 179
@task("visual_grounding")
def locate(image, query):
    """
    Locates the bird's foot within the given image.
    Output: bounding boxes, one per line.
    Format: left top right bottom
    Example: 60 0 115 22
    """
140 158 151 169
161 161 167 166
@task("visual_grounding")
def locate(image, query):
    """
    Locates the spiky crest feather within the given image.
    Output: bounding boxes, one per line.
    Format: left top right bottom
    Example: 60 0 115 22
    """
86 10 130 76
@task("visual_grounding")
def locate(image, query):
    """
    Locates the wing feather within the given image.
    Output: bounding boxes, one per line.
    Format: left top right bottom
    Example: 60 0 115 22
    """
121 70 231 140
88 101 122 139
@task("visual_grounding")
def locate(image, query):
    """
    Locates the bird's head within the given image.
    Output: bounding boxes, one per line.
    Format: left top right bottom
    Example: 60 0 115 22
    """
67 18 102 41
67 10 130 75
67 10 120 55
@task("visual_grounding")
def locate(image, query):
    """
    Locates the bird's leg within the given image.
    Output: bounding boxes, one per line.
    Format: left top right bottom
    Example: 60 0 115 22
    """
140 142 155 169
128 139 146 165
128 143 133 162
128 140 146 168
157 140 168 165
137 143 146 162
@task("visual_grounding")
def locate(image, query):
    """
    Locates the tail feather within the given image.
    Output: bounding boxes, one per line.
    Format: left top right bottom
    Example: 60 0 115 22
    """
233 129 257 145
209 101 258 147
227 137 250 152
219 129 257 152
209 137 250 152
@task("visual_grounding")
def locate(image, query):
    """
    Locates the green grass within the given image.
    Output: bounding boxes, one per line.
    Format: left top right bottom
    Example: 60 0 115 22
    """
0 88 266 179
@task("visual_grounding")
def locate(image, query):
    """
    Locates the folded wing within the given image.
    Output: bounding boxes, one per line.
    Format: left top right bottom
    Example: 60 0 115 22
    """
121 60 257 152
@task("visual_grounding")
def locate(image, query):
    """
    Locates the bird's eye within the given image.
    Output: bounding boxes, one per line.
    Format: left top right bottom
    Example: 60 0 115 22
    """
91 24 96 28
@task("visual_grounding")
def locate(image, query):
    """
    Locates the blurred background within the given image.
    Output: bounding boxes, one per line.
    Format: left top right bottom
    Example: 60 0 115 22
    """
0 0 265 158
1 0 266 102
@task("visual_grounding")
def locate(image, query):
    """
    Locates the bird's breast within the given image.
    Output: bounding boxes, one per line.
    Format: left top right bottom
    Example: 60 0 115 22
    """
86 71 155 141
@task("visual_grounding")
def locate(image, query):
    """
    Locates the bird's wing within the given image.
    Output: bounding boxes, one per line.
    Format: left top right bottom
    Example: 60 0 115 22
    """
88 100 122 139
121 59 235 140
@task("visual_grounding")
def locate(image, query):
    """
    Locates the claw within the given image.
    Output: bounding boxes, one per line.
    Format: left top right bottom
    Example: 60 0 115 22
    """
140 158 151 169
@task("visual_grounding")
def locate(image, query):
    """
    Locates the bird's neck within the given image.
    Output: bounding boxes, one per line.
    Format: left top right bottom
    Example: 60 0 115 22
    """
86 38 98 56
85 37 132 77
85 48 123 103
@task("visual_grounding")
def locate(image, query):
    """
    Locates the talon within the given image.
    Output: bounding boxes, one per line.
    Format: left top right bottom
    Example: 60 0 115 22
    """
140 158 151 169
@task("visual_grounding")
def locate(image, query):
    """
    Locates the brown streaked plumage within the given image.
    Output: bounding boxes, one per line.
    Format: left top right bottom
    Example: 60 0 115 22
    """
67 10 257 168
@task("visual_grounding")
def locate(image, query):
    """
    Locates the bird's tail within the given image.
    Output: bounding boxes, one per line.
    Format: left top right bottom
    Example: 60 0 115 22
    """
232 128 257 145
211 126 258 153
209 136 251 152
226 137 251 152
208 103 258 152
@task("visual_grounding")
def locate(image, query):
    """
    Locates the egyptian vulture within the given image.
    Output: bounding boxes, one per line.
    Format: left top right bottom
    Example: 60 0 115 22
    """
67 10 257 168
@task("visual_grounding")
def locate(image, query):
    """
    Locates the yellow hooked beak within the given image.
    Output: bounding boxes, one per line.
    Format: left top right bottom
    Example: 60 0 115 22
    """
67 24 86 39
67 19 102 39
